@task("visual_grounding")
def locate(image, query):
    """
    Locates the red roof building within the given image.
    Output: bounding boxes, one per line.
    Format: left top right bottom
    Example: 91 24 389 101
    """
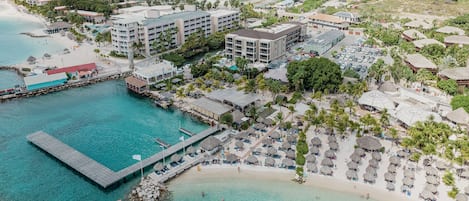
46 63 97 75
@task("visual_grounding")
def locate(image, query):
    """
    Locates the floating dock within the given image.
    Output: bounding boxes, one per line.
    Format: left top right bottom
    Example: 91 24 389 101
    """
154 138 170 148
179 127 195 137
27 126 220 188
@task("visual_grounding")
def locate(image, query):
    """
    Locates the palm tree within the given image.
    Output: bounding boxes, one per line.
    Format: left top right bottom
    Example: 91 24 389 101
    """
288 105 295 121
345 100 355 116
267 79 281 102
380 108 390 129
389 127 398 147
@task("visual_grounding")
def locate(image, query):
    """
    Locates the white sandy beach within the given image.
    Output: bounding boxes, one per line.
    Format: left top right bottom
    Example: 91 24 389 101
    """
0 0 45 23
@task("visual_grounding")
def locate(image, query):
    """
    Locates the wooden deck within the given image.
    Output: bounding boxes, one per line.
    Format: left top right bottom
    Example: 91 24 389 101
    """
179 127 195 137
27 126 220 188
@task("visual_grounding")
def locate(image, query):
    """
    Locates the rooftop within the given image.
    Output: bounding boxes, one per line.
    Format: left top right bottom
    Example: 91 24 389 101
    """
444 35 469 45
46 63 97 75
264 67 288 82
206 88 259 109
412 39 445 49
402 29 427 40
439 67 469 80
208 9 239 17
394 105 441 126
310 29 344 45
446 107 469 125
405 54 437 69
125 76 147 88
333 11 360 19
69 10 104 17
142 11 210 26
229 23 301 40
436 26 465 35
310 13 344 24
24 73 67 86
134 60 176 78
404 20 432 30
191 97 232 116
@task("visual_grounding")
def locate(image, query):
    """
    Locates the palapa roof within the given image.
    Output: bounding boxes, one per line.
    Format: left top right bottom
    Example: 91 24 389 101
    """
309 164 318 173
282 158 294 167
306 155 316 163
388 165 397 173
310 146 320 154
426 175 440 185
311 137 322 146
436 161 449 170
390 156 400 165
192 97 232 116
439 67 469 81
363 172 375 183
200 136 222 151
425 184 438 194
366 166 377 176
446 107 469 125
356 136 382 151
404 20 432 30
346 170 358 180
386 182 395 191
325 150 336 159
354 148 365 157
405 53 438 69
358 90 395 111
384 172 395 182
436 26 465 35
420 190 436 200
369 159 379 168
445 35 469 45
372 152 381 161
321 158 334 167
320 166 333 175
328 135 337 142
265 157 275 166
350 153 361 163
245 155 258 164
329 142 339 151
206 88 259 109
404 169 415 178
348 161 359 170
378 81 399 93
285 150 296 159
402 29 427 40
395 105 442 127
425 167 439 176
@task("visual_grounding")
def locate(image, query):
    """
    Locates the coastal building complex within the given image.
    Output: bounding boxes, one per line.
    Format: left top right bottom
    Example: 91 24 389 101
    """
401 29 426 41
333 12 360 24
225 22 306 63
404 54 438 73
304 29 344 55
309 13 349 30
111 8 239 56
66 10 105 24
125 59 177 93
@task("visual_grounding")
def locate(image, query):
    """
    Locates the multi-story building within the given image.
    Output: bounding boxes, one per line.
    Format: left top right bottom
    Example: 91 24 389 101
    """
333 12 360 24
174 11 211 44
26 0 51 6
309 13 349 30
225 22 306 63
67 10 106 24
208 10 240 33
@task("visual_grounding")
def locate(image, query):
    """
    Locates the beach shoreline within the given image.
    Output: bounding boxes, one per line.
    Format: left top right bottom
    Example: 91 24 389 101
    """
0 0 46 24
168 164 418 201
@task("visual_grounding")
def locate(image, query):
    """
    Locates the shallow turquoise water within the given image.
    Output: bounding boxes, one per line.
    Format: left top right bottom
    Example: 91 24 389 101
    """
0 80 207 201
0 70 23 89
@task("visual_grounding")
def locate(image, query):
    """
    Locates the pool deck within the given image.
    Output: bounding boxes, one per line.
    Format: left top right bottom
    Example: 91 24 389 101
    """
27 126 220 188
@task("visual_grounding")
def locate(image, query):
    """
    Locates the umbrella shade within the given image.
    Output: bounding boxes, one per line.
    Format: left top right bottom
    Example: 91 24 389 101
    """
171 154 182 163
369 159 379 168
153 163 165 171
286 150 296 159
225 154 239 163
235 132 249 140
465 185 469 195
366 166 377 176
262 139 273 146
425 167 439 176
186 146 196 154
423 158 432 166
348 161 359 170
356 136 382 151
321 158 334 167
404 169 415 179
325 150 336 159
424 184 438 194
235 141 244 148
328 135 337 143
436 161 448 170
245 155 258 164
200 136 222 151
264 157 275 167
270 131 281 139
351 153 361 163
27 56 36 62
426 176 440 185
372 152 381 161
420 190 436 200
281 142 291 150
311 137 321 146
308 163 318 173
397 150 410 158
390 156 400 166
253 148 262 154
386 182 395 191
329 142 339 151
286 135 297 143
44 53 51 58
384 172 395 182
346 170 358 180
353 148 365 157
306 154 316 164
363 172 376 183
403 177 414 187
282 158 294 167
388 165 397 173
310 146 320 155
267 147 277 156
320 166 333 176
456 194 468 201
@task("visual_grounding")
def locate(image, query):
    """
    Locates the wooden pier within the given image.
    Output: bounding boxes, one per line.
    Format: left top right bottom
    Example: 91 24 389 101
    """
179 127 195 137
154 138 170 148
27 126 220 188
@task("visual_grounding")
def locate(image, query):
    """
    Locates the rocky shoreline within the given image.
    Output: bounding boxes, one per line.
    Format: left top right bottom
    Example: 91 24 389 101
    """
127 178 170 201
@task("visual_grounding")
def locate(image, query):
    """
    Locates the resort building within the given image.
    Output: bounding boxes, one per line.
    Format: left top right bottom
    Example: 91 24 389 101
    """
208 10 240 33
174 11 211 44
444 35 469 47
445 108 469 126
132 60 177 85
125 76 148 94
303 29 344 55
67 10 106 24
225 22 306 63
333 12 360 24
191 97 232 120
45 21 72 34
404 54 438 73
26 0 51 6
394 105 442 127
412 39 445 51
24 73 68 91
438 67 469 87
401 29 426 41
357 90 395 111
404 20 432 30
436 26 465 35
46 63 97 78
206 88 260 112
309 13 349 30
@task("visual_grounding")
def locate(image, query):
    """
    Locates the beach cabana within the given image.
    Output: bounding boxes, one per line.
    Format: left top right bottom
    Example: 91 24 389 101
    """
310 146 320 155
245 155 259 165
388 165 397 173
348 161 359 171
346 170 358 180
446 108 469 125
306 155 316 164
356 136 382 151
186 146 196 156
386 182 395 191
311 137 322 147
307 163 318 173
403 177 414 187
404 169 415 179
426 176 440 185
424 184 438 194
384 172 395 182
420 190 436 201
390 156 401 166
267 147 277 156
325 150 336 159
170 154 182 164
369 159 379 168
351 153 361 164
436 161 448 170
320 166 333 176
224 154 239 164
262 139 273 147
285 150 296 159
425 167 439 177
200 136 222 152
363 172 376 183
235 141 244 149
329 142 339 151
353 148 365 157
321 158 334 167
281 142 291 150
265 157 276 167
281 158 295 169
456 194 468 201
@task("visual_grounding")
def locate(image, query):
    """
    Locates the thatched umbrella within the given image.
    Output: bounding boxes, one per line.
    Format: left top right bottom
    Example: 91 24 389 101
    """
321 158 334 167
235 141 244 149
356 136 382 151
363 172 376 183
436 161 448 170
386 182 395 191
282 158 294 167
153 163 165 172
325 150 336 159
200 136 222 151
456 194 468 201
425 167 438 176
390 156 400 166
308 163 318 173
401 185 410 193
369 159 379 168
43 53 51 59
388 165 397 173
397 150 410 158
384 172 395 182
186 146 196 155
286 150 296 159
306 154 316 164
353 148 365 157
329 142 339 151
254 123 266 130
281 142 291 150
253 148 262 155
225 154 239 164
366 166 377 176
465 185 469 195
311 137 321 147
403 177 414 187
426 175 440 185
27 56 36 64
346 170 358 180
310 146 320 155
423 158 432 167
269 131 281 139
264 157 275 167
235 132 249 140
262 138 273 147
404 169 415 179
372 152 381 161
320 166 333 176
245 155 258 164
424 184 438 194
286 135 297 144
348 161 359 170
328 135 337 143
267 147 277 156
171 154 182 163
420 190 436 201
351 153 361 163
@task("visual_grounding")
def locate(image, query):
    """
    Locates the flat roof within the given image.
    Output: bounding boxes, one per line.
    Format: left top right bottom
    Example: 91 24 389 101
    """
402 29 426 40
24 73 67 86
207 88 259 108
208 9 239 17
69 10 104 17
333 11 360 19
192 97 232 115
439 67 469 80
311 29 344 45
436 26 465 35
444 35 469 45
229 23 301 40
125 76 147 87
134 60 175 78
46 63 96 75
405 54 437 69
310 13 344 24
142 11 209 26
265 67 288 82
412 39 445 49
404 20 432 29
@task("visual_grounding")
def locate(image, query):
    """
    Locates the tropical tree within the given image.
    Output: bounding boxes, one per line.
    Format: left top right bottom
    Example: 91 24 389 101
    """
380 108 390 129
451 95 469 112
267 79 282 102
437 79 458 95
345 99 355 116
235 57 248 75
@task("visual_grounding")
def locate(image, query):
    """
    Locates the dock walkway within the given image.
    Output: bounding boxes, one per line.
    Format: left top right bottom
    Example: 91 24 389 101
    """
179 127 195 137
27 126 220 188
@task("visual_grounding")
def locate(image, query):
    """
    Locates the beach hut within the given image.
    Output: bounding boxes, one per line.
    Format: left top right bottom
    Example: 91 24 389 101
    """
351 153 361 164
320 166 333 176
200 136 222 152
425 167 439 177
356 136 382 151
43 53 51 59
347 161 359 171
426 176 440 185
281 158 295 168
456 194 468 201
310 146 320 155
186 146 196 156
353 148 366 157
390 156 401 166
329 142 339 151
372 152 381 161
170 154 182 164
245 155 259 165
153 163 166 172
253 148 262 155
388 165 397 173
366 166 377 176
420 190 436 201
404 169 415 179
285 150 296 159
306 155 316 164
267 147 277 156
325 150 336 159
311 137 322 147
308 163 318 173
436 161 448 170
386 182 395 191
224 154 239 164
286 135 297 144
328 135 337 143
281 142 291 150
235 141 244 149
265 157 275 167
403 177 414 187
27 56 36 64
424 184 438 194
262 138 273 147
363 172 376 183
321 158 334 167
346 170 358 180
384 172 395 182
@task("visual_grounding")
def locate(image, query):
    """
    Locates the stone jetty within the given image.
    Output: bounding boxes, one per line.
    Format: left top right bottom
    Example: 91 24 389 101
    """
127 178 168 201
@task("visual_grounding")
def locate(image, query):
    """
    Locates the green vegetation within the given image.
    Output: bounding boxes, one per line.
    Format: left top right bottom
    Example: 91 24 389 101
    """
443 171 455 186
69 28 86 42
161 53 185 67
446 14 469 33
220 113 233 125
364 25 400 46
451 95 469 112
286 57 342 93
287 0 325 13
343 69 361 79
448 186 459 199
437 79 458 95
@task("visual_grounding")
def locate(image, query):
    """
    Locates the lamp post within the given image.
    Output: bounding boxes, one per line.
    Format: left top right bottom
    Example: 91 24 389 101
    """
179 136 185 156
160 145 165 165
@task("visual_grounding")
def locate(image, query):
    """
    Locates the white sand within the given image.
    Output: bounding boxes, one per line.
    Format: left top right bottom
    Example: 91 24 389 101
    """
0 0 45 24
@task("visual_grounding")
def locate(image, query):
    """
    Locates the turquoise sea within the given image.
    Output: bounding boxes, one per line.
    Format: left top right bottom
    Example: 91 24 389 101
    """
0 70 23 89
0 80 207 201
